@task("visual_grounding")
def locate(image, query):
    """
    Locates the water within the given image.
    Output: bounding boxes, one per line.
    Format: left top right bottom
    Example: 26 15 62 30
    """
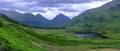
65 30 98 38
75 33 96 38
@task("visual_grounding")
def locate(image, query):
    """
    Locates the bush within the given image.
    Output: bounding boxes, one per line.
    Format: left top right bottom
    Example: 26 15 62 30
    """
0 19 4 27
0 37 11 51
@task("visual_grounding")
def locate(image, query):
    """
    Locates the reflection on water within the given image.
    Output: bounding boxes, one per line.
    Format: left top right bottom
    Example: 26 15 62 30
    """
75 33 96 38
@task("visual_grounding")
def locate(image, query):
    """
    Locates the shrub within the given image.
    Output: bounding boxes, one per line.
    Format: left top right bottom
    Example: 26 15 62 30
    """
0 19 4 27
0 37 11 51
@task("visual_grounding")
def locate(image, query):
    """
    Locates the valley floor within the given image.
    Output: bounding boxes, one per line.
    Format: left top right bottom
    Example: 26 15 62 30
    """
27 28 120 51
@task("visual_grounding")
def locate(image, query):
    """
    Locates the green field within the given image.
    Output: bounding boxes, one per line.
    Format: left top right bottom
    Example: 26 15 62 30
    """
27 28 120 51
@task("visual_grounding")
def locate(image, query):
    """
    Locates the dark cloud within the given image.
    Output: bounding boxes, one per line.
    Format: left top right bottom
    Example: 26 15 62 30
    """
24 9 46 13
48 8 55 11
58 8 78 12
37 4 62 7
23 0 107 7
24 0 106 4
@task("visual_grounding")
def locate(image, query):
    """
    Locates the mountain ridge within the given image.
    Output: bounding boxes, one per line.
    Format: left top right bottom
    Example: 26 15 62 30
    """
51 13 70 26
0 10 70 27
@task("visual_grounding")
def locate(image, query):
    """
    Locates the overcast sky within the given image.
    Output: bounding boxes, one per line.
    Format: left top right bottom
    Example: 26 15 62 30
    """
0 0 112 20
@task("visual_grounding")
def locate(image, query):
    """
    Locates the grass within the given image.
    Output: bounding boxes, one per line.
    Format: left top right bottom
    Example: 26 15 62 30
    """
27 28 120 51
0 26 47 51
1 23 120 51
0 15 47 51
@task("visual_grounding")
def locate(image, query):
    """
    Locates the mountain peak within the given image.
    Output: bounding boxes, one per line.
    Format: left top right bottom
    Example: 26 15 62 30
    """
54 13 70 19
57 13 68 17
36 14 44 17
51 13 70 26
23 13 34 16
58 13 65 15
35 14 48 20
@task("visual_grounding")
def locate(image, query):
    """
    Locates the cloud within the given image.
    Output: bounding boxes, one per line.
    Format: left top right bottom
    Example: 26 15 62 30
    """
24 0 107 4
0 0 112 19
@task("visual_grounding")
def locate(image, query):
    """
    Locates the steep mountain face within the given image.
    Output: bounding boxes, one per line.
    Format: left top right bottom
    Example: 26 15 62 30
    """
0 10 70 27
51 14 70 26
67 0 120 29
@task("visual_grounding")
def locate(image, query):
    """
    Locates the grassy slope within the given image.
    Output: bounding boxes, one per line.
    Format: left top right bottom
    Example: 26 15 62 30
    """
0 14 46 51
67 0 120 29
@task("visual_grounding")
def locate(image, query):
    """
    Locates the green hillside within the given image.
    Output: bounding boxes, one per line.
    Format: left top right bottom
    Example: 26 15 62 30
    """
0 14 46 51
67 0 120 30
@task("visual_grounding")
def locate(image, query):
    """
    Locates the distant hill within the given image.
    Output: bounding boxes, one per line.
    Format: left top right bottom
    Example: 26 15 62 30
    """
0 10 70 27
67 0 120 30
51 13 70 27
0 10 50 27
20 13 51 27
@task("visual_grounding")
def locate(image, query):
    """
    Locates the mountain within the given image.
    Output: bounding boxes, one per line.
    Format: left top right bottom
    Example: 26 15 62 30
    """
67 0 120 30
0 14 46 51
0 10 51 27
51 13 70 26
0 10 23 21
0 10 70 27
20 13 51 27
